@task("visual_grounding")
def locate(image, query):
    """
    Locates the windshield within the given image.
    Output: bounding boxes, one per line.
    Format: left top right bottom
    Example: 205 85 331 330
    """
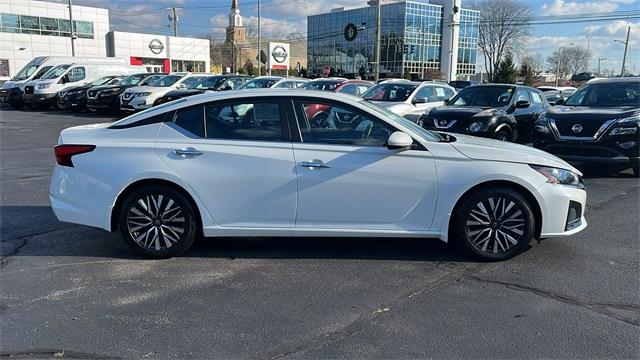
362 84 418 102
303 80 342 91
118 74 146 86
149 75 182 87
564 82 640 107
41 64 71 80
90 76 115 86
32 66 53 80
12 58 44 81
239 78 280 89
358 100 442 142
448 86 514 107
192 77 225 89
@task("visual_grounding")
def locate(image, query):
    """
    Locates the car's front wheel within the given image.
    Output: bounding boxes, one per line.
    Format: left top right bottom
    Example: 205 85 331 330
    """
118 185 197 258
453 187 535 260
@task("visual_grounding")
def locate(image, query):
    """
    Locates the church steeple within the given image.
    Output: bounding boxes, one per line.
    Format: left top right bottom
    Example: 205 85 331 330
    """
226 0 246 44
229 0 243 27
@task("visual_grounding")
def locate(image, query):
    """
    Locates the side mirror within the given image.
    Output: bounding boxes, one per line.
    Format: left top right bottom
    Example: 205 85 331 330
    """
412 97 427 104
515 100 530 108
60 75 69 84
443 98 450 105
554 99 564 105
177 83 187 89
387 131 414 150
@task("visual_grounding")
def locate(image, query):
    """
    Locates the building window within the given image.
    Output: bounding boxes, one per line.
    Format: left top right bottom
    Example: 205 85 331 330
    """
0 13 93 39
171 60 205 73
0 59 9 77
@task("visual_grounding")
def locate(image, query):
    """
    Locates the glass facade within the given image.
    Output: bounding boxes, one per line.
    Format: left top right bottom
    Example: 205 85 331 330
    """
0 13 94 39
307 1 478 79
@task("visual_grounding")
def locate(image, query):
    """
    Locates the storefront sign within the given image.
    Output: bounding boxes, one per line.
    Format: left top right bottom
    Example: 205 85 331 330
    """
268 42 290 70
148 39 165 55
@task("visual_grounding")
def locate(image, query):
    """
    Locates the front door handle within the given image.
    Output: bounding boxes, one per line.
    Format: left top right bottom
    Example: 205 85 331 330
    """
174 147 202 157
300 160 330 169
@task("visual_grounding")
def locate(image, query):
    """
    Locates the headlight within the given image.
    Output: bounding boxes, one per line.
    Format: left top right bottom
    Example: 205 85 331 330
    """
468 122 483 132
608 116 639 136
530 165 583 188
36 83 51 90
101 88 119 95
134 92 151 97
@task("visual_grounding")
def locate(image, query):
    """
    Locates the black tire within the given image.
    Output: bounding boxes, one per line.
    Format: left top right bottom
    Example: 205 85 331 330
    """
452 187 535 261
118 185 198 258
494 127 512 142
8 101 23 109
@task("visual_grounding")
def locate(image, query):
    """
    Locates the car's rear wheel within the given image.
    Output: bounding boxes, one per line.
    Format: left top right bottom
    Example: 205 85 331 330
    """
118 186 197 258
494 128 512 142
453 187 535 260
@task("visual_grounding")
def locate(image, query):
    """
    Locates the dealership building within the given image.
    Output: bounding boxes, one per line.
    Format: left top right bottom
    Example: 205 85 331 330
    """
307 0 479 80
0 0 210 80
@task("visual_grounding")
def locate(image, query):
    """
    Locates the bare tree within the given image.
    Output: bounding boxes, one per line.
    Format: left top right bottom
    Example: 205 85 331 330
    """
521 54 544 75
563 46 591 75
469 0 533 82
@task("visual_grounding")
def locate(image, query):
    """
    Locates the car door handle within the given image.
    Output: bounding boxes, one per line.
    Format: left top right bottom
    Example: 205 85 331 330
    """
300 160 330 169
173 147 202 157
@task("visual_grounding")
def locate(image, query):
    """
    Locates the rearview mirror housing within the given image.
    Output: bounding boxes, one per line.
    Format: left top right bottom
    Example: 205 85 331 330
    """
554 99 564 105
387 131 414 150
412 97 427 104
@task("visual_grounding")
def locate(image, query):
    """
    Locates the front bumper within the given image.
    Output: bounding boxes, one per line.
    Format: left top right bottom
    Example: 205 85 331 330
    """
23 92 56 105
58 95 87 109
120 95 152 112
87 93 119 110
534 132 639 167
537 182 587 238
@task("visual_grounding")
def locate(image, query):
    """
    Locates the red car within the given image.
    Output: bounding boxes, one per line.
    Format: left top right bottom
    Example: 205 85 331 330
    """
303 79 374 124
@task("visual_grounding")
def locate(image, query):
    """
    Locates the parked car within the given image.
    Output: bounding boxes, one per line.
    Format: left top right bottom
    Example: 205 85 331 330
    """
422 84 548 143
87 73 166 113
544 90 573 106
156 75 250 104
57 75 125 110
236 76 282 89
302 78 347 91
362 80 456 122
120 73 213 112
0 56 129 109
23 62 142 109
50 90 586 260
533 77 640 177
271 78 309 88
302 80 374 124
571 72 596 82
537 86 577 93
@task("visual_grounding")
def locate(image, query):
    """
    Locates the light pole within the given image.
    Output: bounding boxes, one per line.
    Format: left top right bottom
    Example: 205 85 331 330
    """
598 57 606 77
257 0 261 76
374 0 382 82
68 0 75 56
615 26 631 77
555 43 573 86
585 35 590 72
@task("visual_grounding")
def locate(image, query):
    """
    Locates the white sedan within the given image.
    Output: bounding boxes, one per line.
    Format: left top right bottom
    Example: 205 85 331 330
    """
50 90 587 260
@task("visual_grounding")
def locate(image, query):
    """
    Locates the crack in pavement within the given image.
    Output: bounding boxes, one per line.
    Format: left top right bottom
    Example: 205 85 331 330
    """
586 185 640 211
248 263 482 360
0 225 79 270
0 349 120 359
466 275 640 327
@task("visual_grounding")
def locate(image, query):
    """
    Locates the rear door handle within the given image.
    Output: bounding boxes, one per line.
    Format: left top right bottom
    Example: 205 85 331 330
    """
300 160 330 169
174 147 202 157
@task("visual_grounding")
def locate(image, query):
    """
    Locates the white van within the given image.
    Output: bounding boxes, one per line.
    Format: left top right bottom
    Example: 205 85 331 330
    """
0 56 128 108
23 62 143 109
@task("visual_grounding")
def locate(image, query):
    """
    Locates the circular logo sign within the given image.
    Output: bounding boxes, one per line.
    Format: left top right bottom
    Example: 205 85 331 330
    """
571 124 583 133
148 39 164 54
344 23 358 41
323 65 331 76
271 45 288 64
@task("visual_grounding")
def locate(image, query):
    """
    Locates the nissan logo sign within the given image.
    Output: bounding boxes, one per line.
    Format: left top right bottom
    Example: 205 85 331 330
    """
571 124 583 133
149 39 164 54
271 45 288 64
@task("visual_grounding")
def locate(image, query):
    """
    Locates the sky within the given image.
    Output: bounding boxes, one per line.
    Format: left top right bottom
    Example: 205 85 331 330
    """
49 0 640 75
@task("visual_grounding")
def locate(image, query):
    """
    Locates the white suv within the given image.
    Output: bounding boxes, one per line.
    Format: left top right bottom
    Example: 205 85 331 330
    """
120 73 214 112
362 81 456 122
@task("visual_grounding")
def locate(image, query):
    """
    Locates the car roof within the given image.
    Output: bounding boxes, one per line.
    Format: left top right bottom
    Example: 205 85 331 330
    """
585 77 640 84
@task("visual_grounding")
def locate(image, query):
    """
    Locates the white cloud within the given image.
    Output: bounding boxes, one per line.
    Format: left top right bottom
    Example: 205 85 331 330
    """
584 20 639 36
541 0 636 16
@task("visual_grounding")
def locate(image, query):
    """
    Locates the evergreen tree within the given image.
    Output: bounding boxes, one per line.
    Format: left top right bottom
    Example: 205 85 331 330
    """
519 63 535 86
494 53 517 84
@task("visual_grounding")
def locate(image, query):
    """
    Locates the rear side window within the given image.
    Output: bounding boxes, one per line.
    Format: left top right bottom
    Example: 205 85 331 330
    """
530 91 544 104
172 105 204 137
204 100 285 142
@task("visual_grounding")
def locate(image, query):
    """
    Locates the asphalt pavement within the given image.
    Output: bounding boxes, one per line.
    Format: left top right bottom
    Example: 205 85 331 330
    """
0 106 638 359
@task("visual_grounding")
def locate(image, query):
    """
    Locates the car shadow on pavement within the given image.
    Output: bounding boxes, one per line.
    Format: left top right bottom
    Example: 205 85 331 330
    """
576 164 636 179
0 206 475 263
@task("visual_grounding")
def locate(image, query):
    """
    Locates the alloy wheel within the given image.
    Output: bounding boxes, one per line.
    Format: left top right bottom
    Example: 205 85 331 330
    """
464 196 526 255
126 194 186 251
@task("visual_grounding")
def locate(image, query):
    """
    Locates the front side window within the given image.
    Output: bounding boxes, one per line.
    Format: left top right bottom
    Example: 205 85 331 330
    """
294 100 395 146
42 64 70 80
151 75 182 87
66 67 86 82
205 101 284 142
514 89 530 103
530 91 544 104
180 76 206 88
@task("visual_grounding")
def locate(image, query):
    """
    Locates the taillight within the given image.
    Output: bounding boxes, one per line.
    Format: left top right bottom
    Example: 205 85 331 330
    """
54 144 95 167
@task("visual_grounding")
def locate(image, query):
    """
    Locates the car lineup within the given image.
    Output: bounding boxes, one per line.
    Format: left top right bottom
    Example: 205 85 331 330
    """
50 90 587 260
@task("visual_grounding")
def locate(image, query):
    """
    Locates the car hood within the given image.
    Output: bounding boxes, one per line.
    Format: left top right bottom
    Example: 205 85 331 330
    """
90 84 124 92
429 106 503 120
165 89 205 97
446 133 580 173
547 105 639 120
